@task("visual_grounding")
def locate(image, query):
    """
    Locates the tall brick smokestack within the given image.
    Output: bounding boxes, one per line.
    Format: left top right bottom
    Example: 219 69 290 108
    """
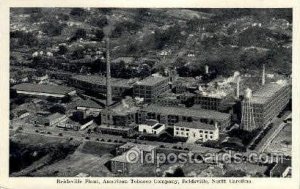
105 37 112 107
103 17 114 107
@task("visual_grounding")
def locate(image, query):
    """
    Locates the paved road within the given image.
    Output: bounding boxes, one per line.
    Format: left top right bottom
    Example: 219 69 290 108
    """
253 111 291 153
258 123 286 153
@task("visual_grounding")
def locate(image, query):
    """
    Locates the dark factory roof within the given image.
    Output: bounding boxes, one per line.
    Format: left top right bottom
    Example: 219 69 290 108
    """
135 76 168 87
71 75 137 88
175 121 217 130
11 83 75 95
76 99 104 109
141 104 231 121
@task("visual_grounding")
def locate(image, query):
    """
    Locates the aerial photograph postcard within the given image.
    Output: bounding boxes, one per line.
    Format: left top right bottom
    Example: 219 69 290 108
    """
9 8 292 179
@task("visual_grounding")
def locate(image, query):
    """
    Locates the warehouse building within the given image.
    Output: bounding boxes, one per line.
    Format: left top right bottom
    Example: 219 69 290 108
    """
173 122 219 143
133 76 169 102
241 81 291 130
11 83 76 98
70 75 137 98
137 104 231 130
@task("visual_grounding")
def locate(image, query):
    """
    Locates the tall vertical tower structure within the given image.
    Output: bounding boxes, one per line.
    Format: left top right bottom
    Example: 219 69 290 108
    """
100 16 114 126
240 88 256 131
106 36 112 107
103 15 114 108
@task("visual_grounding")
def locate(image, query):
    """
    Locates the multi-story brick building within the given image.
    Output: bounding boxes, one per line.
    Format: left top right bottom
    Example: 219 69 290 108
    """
173 121 219 143
137 104 231 131
133 76 169 102
241 81 291 130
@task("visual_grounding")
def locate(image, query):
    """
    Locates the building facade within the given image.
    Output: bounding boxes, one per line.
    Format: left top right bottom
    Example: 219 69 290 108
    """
137 104 231 131
241 82 291 130
133 76 169 102
173 122 219 143
194 95 224 110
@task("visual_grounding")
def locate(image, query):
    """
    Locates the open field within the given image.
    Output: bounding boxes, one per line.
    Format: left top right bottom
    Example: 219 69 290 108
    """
10 132 120 176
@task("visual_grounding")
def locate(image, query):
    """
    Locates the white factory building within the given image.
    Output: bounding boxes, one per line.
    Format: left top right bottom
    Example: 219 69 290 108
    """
138 119 166 135
173 121 219 143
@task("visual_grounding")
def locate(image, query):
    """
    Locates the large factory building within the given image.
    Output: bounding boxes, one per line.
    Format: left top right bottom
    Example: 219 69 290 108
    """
137 104 231 130
241 81 291 131
69 75 137 98
133 76 169 103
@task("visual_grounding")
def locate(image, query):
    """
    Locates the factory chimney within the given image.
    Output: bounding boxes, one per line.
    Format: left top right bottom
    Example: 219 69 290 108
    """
103 17 114 107
105 37 112 107
262 63 266 86
205 65 209 74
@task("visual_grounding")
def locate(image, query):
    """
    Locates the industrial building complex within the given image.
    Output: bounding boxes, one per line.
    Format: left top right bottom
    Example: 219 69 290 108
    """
10 43 292 177
9 8 292 178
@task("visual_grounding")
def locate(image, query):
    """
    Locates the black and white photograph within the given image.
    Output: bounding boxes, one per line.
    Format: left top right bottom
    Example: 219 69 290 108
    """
9 8 292 178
